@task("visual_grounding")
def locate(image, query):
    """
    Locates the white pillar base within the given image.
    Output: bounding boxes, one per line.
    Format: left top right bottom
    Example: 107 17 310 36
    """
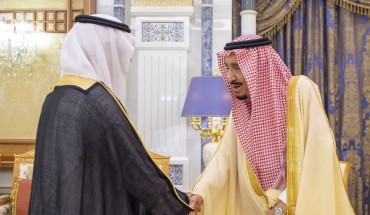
240 10 257 35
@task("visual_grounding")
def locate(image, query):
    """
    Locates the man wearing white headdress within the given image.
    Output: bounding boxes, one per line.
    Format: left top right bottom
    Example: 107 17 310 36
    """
29 14 192 215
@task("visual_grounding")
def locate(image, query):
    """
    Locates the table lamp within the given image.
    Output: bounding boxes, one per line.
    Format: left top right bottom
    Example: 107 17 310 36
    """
181 76 232 165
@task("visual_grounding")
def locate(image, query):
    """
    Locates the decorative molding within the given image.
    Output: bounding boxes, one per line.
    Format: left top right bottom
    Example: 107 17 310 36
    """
135 17 190 49
133 0 192 6
130 6 194 17
142 22 184 43
0 0 96 33
0 10 68 33
169 164 183 185
0 139 35 168
170 157 189 191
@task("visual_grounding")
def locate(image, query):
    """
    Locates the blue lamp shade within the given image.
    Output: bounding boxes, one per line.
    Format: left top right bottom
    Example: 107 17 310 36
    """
181 76 232 117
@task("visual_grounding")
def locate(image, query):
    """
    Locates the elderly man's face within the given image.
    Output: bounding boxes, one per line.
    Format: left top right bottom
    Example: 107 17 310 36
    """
224 52 250 101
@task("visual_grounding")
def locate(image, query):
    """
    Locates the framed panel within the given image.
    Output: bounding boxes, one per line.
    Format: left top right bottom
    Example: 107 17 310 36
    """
56 11 66 21
3 13 14 21
72 10 83 19
56 22 66 32
46 11 55 21
35 22 44 31
46 22 55 32
36 11 44 21
25 12 35 21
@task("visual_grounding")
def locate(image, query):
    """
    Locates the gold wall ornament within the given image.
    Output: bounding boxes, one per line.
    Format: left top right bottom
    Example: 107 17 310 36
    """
133 0 192 6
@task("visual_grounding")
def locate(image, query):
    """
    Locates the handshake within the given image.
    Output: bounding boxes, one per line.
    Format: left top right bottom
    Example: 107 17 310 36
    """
188 194 203 215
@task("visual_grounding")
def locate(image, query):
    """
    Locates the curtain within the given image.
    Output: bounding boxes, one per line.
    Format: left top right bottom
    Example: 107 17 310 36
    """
233 0 370 214
266 1 370 214
256 0 302 38
329 0 370 16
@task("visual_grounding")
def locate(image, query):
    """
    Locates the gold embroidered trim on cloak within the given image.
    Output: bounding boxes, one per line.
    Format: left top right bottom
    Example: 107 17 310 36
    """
286 76 301 215
246 160 269 207
257 0 302 38
54 75 98 91
99 83 193 210
47 75 192 210
329 0 370 16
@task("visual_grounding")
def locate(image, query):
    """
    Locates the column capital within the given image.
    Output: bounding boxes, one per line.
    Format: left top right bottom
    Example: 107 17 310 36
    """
130 6 194 17
132 0 192 6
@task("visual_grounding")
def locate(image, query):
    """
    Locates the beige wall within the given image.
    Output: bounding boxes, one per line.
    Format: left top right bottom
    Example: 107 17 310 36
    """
0 0 67 139
0 34 64 139
0 0 67 10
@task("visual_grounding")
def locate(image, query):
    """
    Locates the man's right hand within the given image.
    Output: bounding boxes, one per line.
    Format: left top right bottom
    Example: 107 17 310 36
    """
188 194 203 215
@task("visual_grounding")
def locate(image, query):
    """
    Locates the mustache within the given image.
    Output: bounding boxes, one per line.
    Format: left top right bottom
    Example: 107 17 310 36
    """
230 80 243 86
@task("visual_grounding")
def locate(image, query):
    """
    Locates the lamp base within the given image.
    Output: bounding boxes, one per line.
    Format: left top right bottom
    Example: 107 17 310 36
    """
203 142 219 166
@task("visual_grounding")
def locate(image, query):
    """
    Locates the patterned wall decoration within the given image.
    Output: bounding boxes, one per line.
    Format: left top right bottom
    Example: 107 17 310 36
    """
133 0 192 6
169 164 183 186
142 22 184 43
0 10 68 33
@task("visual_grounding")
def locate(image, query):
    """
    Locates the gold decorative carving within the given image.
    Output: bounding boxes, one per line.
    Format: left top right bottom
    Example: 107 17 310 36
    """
148 151 170 176
12 150 35 186
133 0 192 6
0 139 35 169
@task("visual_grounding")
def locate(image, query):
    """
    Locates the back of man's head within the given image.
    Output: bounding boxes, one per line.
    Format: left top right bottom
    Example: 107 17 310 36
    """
60 14 135 104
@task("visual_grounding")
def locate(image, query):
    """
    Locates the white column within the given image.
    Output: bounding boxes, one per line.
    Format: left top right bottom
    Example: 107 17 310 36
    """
241 10 257 35
240 0 257 35
130 6 194 191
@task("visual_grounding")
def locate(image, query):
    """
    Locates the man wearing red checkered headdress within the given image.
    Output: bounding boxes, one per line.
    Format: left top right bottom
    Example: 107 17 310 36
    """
188 35 354 215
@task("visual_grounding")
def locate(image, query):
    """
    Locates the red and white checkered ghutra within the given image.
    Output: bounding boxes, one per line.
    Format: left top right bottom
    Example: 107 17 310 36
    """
217 34 292 191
